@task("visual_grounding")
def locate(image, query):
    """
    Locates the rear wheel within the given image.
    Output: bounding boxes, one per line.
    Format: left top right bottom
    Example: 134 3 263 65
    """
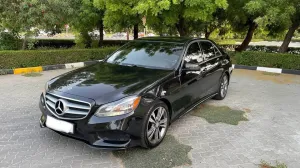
214 74 229 100
141 102 169 148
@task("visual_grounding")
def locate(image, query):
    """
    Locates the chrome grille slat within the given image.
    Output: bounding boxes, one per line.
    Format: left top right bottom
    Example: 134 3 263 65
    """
45 95 57 103
64 109 88 115
65 102 90 110
45 92 92 120
46 101 55 110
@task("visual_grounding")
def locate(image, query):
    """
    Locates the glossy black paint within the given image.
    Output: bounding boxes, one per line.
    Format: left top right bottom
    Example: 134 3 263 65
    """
48 62 173 105
39 37 232 149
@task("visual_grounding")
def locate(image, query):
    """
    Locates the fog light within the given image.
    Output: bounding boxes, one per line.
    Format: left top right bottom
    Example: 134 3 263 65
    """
40 114 46 128
41 114 46 122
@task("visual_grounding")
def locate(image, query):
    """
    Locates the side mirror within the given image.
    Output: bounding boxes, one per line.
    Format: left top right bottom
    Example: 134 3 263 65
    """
183 63 201 71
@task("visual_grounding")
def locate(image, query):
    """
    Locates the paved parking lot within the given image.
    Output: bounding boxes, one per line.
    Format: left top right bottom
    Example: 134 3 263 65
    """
0 69 300 168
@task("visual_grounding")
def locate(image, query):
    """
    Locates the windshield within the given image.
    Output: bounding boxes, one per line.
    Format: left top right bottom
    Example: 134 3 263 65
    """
106 41 184 70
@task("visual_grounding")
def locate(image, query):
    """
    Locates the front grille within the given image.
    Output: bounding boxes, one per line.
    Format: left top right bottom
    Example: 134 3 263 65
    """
45 93 91 119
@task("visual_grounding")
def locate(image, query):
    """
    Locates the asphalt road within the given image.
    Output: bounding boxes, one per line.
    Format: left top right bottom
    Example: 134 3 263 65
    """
0 69 300 168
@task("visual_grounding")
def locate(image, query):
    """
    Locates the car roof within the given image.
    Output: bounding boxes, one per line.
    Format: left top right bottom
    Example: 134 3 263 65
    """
136 36 207 44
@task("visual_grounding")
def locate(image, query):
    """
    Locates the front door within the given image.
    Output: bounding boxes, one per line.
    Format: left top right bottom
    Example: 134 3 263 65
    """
161 42 207 120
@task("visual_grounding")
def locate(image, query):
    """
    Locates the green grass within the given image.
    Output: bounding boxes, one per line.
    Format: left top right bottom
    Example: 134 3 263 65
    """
191 104 248 125
113 135 192 168
214 39 237 45
22 72 43 77
291 39 300 42
262 72 281 76
214 38 265 45
260 160 287 168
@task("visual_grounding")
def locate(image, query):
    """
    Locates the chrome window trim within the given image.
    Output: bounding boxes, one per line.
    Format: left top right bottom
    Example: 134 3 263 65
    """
45 92 92 120
198 40 222 57
178 40 202 74
197 55 223 66
178 40 223 73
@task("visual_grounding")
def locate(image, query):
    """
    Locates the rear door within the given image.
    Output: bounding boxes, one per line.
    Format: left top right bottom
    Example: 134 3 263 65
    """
198 40 224 96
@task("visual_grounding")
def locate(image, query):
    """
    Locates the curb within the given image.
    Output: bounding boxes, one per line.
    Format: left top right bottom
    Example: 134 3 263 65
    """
0 60 102 75
232 64 300 75
0 62 300 76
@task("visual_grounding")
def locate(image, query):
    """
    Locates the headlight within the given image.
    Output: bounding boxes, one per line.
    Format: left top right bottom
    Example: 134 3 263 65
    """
95 96 141 117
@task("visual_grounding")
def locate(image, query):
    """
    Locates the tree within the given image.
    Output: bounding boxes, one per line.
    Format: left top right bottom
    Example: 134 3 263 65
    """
145 14 178 36
202 8 227 39
277 0 300 52
226 0 269 51
95 0 142 39
71 0 105 47
245 0 298 52
0 0 75 49
134 0 228 37
228 0 299 52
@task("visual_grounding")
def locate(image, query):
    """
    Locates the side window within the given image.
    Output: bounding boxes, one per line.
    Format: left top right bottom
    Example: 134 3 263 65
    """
214 46 222 56
199 41 221 60
185 42 203 64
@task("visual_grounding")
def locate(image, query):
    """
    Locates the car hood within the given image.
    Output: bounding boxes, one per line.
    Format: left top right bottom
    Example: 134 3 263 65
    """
48 62 173 105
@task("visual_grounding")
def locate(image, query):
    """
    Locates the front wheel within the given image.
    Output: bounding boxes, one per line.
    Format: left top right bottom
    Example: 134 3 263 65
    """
141 102 169 148
214 74 229 100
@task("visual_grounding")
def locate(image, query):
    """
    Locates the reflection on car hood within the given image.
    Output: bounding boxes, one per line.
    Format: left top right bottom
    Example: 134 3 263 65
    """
48 62 173 105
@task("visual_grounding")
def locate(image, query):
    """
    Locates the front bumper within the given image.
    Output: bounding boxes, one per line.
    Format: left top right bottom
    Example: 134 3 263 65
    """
39 94 143 149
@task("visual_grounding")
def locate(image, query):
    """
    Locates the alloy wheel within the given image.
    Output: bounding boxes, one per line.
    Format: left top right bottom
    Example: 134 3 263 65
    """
147 106 168 144
220 75 228 98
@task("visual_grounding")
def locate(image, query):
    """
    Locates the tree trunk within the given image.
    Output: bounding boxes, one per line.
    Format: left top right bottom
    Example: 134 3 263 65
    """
82 31 91 48
133 24 138 39
176 17 187 37
205 32 211 39
22 37 27 50
279 21 300 53
204 26 212 39
97 19 104 47
159 29 163 37
204 29 212 39
126 28 130 40
236 21 258 52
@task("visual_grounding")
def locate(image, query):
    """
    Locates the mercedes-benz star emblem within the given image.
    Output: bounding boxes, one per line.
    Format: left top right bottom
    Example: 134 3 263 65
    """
55 99 65 115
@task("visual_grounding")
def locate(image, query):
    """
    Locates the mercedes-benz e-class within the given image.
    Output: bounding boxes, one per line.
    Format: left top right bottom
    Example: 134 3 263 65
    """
39 37 232 149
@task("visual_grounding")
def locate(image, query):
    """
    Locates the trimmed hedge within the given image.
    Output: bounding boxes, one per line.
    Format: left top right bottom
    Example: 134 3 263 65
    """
229 51 300 70
1 48 299 70
34 39 128 48
34 39 76 48
0 47 118 69
32 39 300 54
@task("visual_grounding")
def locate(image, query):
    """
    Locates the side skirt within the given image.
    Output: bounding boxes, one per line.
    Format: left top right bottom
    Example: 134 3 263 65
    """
177 93 218 119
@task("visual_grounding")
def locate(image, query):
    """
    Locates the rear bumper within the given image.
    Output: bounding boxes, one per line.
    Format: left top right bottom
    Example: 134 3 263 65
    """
39 94 143 149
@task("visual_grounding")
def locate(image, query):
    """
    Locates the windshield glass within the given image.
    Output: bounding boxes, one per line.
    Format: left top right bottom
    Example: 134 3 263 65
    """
106 41 184 70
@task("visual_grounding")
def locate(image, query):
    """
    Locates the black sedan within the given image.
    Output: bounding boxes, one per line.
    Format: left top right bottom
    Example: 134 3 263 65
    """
39 37 232 149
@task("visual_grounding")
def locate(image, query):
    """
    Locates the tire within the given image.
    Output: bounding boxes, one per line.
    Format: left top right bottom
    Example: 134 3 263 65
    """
214 73 229 100
141 101 169 148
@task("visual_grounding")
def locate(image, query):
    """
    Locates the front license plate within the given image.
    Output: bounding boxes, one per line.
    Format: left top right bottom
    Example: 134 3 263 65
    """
46 116 74 134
